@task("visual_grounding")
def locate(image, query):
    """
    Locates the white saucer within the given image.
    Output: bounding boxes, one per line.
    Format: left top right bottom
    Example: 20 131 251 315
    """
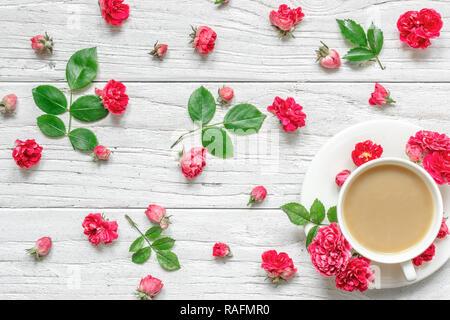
300 119 450 289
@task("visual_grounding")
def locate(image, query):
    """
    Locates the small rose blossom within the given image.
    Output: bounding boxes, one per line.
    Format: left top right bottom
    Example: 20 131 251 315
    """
218 86 234 104
145 204 166 223
335 170 351 187
137 275 163 300
1 94 17 113
397 9 442 49
181 147 207 179
269 4 304 37
98 0 130 26
95 79 129 115
26 236 52 260
316 42 341 69
82 213 118 246
335 257 374 292
213 242 232 257
412 243 435 266
93 145 111 161
369 83 395 106
248 186 267 205
308 223 352 277
149 42 168 58
422 150 450 185
30 33 53 54
407 130 450 154
437 218 449 239
267 96 306 132
261 250 297 283
351 140 383 167
405 143 424 162
12 139 43 169
191 26 217 55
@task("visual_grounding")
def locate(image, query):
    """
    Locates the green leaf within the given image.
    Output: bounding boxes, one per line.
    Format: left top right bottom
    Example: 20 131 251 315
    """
306 225 320 249
32 85 67 115
156 250 181 271
336 19 367 47
343 47 376 61
68 128 98 151
70 95 108 122
281 202 310 226
145 226 163 239
129 237 145 252
66 47 98 90
223 104 266 135
188 86 216 125
132 247 152 264
367 22 384 55
327 206 338 223
152 237 175 250
37 115 66 137
310 199 325 224
202 126 234 158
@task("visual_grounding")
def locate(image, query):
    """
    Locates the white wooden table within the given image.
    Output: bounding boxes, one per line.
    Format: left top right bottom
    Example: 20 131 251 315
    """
0 0 449 300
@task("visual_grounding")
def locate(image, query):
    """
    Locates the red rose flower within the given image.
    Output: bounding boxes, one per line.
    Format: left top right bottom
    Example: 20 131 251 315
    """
335 257 374 292
82 213 118 246
95 79 129 115
422 150 450 185
418 8 443 39
369 83 395 106
267 96 306 132
397 8 442 49
181 147 207 179
213 243 232 257
98 0 130 26
412 243 435 266
269 4 304 36
12 139 43 168
137 275 163 300
261 250 297 283
191 26 217 55
351 140 383 166
437 218 449 239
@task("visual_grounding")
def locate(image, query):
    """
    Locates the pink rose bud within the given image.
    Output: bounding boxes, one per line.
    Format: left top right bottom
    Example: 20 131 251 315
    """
335 170 351 187
1 94 17 113
405 143 423 162
137 275 163 300
369 83 395 106
218 86 234 104
149 41 168 58
93 145 111 161
316 42 341 69
30 33 53 54
213 242 232 257
26 236 52 260
248 186 267 205
437 218 449 239
145 204 167 223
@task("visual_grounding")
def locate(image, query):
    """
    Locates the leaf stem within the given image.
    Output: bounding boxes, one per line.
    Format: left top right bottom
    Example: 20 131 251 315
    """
125 215 153 248
68 90 73 133
170 122 224 149
375 56 385 70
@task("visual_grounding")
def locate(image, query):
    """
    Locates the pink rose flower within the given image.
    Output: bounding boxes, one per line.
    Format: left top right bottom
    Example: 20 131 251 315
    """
407 130 450 154
316 42 341 69
248 186 267 205
307 223 352 277
397 9 442 49
213 242 232 257
412 243 435 266
405 143 424 162
145 204 170 229
369 83 395 106
351 140 383 167
335 169 351 187
137 275 163 300
26 236 52 260
1 94 17 113
191 26 217 55
267 96 306 132
422 150 450 185
269 4 304 36
30 33 53 54
181 147 207 179
93 145 111 161
150 42 168 58
261 250 297 283
218 86 234 104
335 257 374 292
437 218 449 239
95 79 129 115
12 139 43 169
82 213 118 246
98 0 129 26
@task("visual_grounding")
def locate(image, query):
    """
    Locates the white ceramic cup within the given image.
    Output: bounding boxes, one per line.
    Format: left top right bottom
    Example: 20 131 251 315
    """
337 157 443 281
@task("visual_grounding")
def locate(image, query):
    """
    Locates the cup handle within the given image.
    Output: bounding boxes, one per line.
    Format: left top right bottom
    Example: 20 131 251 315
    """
400 260 417 281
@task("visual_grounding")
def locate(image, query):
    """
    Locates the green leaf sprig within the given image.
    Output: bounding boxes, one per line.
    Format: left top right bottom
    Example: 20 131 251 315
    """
336 20 385 70
125 215 180 271
32 47 109 152
171 86 267 159
281 199 337 248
